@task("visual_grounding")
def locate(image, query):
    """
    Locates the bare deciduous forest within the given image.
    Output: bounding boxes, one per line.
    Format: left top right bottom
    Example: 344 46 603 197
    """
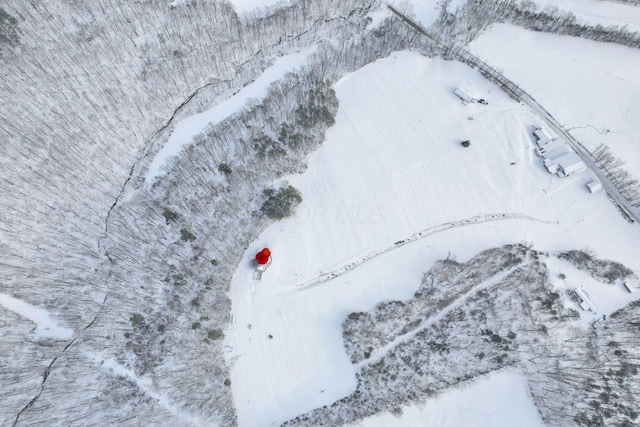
285 246 639 427
1 0 639 426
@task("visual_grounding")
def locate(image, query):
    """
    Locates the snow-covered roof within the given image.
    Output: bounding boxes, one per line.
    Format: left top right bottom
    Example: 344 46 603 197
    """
538 140 569 159
454 88 473 103
575 288 597 313
555 152 586 175
543 158 559 174
533 127 556 146
586 180 602 193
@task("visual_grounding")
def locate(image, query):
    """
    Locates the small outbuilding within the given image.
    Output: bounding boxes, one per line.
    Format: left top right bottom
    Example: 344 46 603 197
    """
574 288 597 313
454 88 473 105
623 282 634 293
533 127 557 147
555 152 586 177
586 180 602 193
543 158 559 174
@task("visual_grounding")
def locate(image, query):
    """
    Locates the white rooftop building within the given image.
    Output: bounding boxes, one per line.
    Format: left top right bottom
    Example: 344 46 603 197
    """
555 152 586 177
543 158 559 174
536 139 568 158
533 127 557 147
454 87 473 105
541 148 586 177
574 288 597 313
623 282 634 293
586 180 603 193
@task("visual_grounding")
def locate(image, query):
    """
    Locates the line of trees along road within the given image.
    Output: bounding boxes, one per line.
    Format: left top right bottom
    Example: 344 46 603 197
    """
387 3 640 224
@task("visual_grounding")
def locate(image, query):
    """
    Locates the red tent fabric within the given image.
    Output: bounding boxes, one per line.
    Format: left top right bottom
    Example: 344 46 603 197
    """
256 248 271 265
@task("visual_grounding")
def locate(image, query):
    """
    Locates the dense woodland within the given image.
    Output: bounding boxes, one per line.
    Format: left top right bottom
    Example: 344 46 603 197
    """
1 0 639 426
0 0 388 424
285 246 639 427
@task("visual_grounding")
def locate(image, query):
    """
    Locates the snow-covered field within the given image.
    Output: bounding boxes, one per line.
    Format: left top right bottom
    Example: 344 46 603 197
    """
225 50 640 425
355 370 544 427
469 23 640 182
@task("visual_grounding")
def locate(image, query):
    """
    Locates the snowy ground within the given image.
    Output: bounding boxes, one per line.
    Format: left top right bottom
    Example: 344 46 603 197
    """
225 50 640 426
389 0 467 28
353 370 544 427
545 255 638 322
469 23 640 182
0 292 73 340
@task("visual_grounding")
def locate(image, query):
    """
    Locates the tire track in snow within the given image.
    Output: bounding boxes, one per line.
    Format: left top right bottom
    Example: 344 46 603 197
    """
295 213 555 291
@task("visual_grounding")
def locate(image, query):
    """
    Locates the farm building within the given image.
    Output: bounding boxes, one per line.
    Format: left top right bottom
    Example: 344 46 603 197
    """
555 152 586 177
542 149 586 177
586 180 602 193
574 288 597 313
536 139 566 158
623 282 634 293
454 87 473 105
543 158 559 174
533 127 557 146
533 129 587 178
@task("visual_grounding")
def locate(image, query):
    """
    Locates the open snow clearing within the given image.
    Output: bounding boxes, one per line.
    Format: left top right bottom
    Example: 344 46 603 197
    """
389 6 640 223
226 50 640 426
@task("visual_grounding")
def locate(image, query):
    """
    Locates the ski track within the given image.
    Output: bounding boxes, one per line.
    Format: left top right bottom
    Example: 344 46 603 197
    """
295 213 555 292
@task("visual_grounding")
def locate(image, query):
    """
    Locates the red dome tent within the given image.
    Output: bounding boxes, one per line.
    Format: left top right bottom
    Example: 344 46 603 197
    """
254 248 272 280
256 248 271 265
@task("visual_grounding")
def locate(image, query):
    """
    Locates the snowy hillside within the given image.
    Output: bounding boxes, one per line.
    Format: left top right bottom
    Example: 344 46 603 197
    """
2 0 640 426
226 50 640 426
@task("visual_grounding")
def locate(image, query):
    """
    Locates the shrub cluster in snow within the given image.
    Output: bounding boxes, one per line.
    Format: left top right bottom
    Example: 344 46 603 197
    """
558 249 636 284
260 185 303 220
